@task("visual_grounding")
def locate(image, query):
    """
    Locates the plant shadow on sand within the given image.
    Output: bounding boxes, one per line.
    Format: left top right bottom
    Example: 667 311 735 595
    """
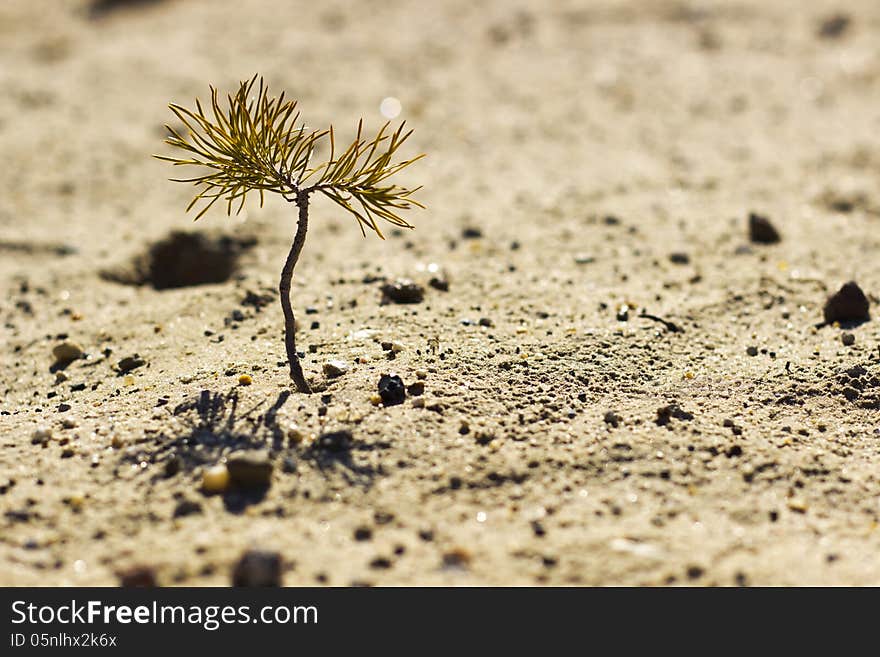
126 388 383 512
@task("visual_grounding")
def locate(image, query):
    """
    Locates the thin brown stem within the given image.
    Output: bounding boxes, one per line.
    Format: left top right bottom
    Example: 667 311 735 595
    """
280 190 311 393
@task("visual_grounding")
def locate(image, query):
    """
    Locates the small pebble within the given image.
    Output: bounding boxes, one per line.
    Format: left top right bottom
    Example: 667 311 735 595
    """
787 499 808 513
52 341 83 364
603 411 621 428
323 360 349 377
669 252 690 265
173 499 203 518
415 369 428 380
748 212 781 244
287 426 305 444
378 374 406 406
117 355 146 374
202 464 231 494
824 281 870 325
841 332 855 346
746 346 759 357
238 374 253 386
118 566 157 588
428 267 450 292
226 451 273 489
818 13 850 39
232 550 282 587
31 427 52 445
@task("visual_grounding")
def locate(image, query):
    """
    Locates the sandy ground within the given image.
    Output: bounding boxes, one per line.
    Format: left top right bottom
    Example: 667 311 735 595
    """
2 0 880 586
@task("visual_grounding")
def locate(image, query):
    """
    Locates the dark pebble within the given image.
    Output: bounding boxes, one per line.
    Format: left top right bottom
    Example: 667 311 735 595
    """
163 456 183 478
462 227 483 239
173 499 203 518
603 411 621 428
118 355 146 374
824 281 870 325
429 276 449 292
118 566 157 588
669 252 690 265
818 13 850 39
232 550 282 587
407 381 425 396
369 557 392 570
686 565 705 580
748 212 781 244
374 510 395 525
378 374 406 406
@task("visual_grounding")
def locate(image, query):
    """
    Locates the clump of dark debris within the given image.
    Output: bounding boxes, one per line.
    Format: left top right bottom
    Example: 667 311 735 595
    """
655 403 694 426
101 231 256 290
380 279 425 304
835 364 880 408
